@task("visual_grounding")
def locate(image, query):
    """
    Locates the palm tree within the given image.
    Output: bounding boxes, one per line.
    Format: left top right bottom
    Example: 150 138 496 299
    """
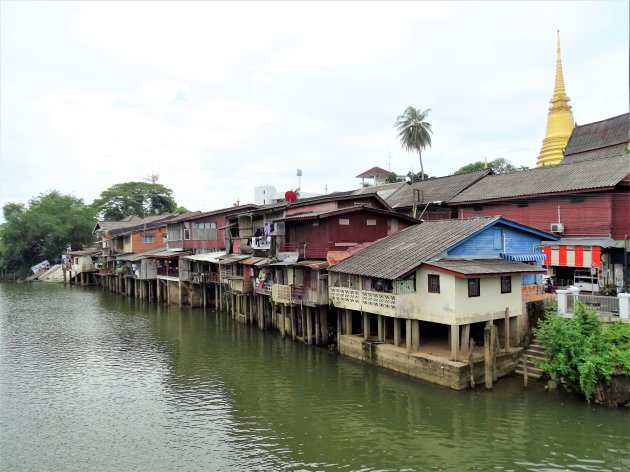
394 106 433 181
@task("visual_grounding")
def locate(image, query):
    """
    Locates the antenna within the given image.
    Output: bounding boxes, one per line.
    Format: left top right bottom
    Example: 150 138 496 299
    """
143 173 160 183
296 169 302 190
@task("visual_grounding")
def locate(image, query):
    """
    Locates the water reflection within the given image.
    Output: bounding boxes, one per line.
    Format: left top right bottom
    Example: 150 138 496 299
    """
1 283 628 472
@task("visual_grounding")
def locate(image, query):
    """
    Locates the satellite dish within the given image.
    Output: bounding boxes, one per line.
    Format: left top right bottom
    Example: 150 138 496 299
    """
285 191 297 203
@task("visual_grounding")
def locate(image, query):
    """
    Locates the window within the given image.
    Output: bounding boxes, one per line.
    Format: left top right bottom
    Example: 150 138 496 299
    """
468 278 480 297
142 234 154 244
366 219 377 226
167 224 181 241
428 274 440 293
123 235 131 244
517 201 529 208
473 205 483 216
493 229 502 249
500 276 511 294
339 218 350 225
183 222 191 240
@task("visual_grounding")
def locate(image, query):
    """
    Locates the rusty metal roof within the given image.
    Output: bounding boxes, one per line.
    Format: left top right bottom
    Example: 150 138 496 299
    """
449 155 630 203
329 217 501 279
356 166 391 178
563 113 629 160
385 170 492 208
425 258 545 276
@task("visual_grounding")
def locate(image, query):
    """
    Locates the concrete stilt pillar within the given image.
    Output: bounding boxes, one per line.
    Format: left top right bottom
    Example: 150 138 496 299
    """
320 307 328 345
450 324 460 361
411 320 420 352
394 318 400 347
345 310 352 336
406 319 412 353
377 315 384 342
461 324 471 357
363 312 370 340
336 309 342 342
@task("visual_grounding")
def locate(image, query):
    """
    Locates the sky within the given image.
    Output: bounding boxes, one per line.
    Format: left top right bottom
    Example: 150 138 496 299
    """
1 1 628 217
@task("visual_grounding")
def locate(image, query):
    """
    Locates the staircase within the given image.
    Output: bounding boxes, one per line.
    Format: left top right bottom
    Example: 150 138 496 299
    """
515 340 550 380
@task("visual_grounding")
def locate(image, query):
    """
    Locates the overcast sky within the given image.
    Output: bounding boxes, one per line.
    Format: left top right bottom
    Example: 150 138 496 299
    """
1 1 628 216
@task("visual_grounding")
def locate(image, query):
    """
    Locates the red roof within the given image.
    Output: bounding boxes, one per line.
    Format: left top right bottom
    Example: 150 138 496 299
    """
356 166 391 178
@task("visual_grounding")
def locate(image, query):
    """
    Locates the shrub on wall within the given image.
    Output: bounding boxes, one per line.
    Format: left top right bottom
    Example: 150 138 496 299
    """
534 302 630 402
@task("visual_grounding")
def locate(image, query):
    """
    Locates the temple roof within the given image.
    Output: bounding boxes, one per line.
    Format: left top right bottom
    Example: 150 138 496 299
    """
562 112 629 163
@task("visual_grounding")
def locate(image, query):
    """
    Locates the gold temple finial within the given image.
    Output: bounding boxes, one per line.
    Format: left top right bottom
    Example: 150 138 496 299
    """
483 157 488 169
536 31 575 167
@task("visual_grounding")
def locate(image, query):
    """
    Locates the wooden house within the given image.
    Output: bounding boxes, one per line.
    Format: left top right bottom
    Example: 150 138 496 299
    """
327 216 557 389
448 155 630 291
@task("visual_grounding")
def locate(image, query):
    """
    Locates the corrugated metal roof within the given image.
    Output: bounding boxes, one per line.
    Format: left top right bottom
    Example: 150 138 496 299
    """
182 251 227 262
329 217 501 279
385 170 491 208
450 156 630 203
561 143 627 164
294 260 329 270
426 259 545 275
117 247 169 261
563 113 629 157
542 237 617 248
217 254 250 264
241 257 266 265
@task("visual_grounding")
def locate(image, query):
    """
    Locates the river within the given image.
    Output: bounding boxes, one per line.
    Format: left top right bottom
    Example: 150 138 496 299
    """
0 283 628 471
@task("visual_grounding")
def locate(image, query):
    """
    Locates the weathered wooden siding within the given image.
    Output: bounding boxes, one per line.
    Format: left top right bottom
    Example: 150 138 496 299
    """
612 189 630 239
130 228 167 252
457 193 615 237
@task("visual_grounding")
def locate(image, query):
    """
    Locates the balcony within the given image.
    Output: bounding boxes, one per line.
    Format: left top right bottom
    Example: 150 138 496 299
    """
329 286 398 317
228 276 254 294
279 242 331 260
254 280 272 296
272 283 328 305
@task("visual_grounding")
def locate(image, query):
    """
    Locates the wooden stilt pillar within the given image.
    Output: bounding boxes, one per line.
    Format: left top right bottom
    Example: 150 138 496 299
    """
306 307 313 345
320 307 328 345
290 305 297 340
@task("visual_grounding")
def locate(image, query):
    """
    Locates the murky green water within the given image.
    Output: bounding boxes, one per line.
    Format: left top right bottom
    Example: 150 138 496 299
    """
1 283 628 471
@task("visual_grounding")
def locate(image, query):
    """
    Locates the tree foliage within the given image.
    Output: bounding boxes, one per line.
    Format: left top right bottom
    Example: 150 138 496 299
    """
0 191 95 271
454 158 528 175
394 106 433 181
534 303 630 401
93 181 178 220
385 172 404 183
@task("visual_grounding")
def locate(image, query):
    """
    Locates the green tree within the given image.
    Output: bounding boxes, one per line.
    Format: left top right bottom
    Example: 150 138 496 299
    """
0 191 95 271
394 106 433 181
93 181 177 220
454 158 528 175
385 172 404 183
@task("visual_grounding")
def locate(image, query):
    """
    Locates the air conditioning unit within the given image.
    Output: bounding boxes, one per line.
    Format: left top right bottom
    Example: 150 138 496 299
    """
550 223 564 234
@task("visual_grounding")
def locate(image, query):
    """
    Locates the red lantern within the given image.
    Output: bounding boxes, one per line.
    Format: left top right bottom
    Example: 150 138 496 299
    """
285 191 297 203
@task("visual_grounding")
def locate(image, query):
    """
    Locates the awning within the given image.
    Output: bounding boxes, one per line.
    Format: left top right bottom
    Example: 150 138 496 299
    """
182 251 226 262
499 253 547 262
217 254 250 264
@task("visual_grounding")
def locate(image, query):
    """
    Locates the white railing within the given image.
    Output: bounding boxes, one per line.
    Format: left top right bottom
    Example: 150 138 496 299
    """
567 293 619 314
330 287 396 310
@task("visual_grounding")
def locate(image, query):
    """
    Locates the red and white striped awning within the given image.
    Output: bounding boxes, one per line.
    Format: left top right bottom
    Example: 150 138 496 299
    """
543 245 601 268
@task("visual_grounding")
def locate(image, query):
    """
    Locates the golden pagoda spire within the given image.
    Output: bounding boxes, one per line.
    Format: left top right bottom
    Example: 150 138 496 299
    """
536 31 575 167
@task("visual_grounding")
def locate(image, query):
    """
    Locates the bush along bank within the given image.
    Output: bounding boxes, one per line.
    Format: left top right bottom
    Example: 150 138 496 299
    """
534 302 630 407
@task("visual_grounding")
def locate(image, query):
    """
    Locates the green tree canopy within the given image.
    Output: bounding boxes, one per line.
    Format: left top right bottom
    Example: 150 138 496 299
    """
385 172 404 184
394 106 433 181
93 181 178 220
454 158 528 175
0 191 95 271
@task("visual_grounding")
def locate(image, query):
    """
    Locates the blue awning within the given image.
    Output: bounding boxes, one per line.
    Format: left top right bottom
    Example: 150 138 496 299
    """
499 253 547 262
